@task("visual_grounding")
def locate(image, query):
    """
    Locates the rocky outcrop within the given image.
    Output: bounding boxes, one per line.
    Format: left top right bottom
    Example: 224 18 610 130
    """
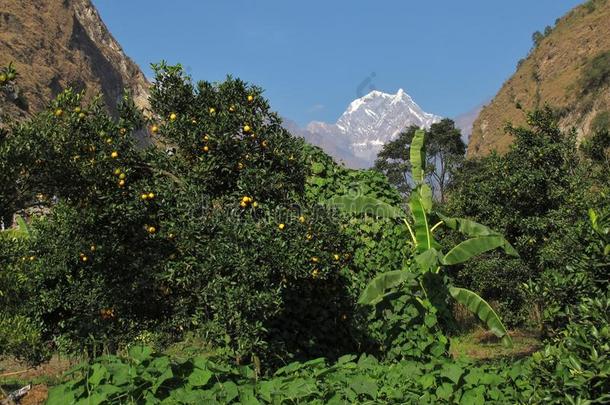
468 0 610 157
0 0 149 119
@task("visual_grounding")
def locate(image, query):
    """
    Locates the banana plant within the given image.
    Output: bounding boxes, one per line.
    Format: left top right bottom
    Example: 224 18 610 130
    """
0 215 31 241
327 129 517 347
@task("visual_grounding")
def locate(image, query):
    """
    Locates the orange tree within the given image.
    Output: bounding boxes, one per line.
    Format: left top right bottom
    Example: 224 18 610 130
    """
0 63 359 367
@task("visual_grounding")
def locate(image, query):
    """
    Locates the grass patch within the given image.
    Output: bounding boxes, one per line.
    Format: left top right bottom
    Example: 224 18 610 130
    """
450 328 542 361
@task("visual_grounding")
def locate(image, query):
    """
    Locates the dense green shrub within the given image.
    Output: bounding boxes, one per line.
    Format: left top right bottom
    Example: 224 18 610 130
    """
526 206 610 335
305 147 409 292
444 108 601 326
528 294 610 404
0 63 363 367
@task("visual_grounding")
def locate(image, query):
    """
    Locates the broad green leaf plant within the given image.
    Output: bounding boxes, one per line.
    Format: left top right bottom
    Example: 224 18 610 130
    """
328 130 517 346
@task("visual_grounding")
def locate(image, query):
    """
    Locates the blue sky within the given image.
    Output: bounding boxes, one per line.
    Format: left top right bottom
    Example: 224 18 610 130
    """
93 0 582 126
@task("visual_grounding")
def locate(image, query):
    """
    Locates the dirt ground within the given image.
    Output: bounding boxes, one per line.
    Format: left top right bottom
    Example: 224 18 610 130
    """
0 356 75 404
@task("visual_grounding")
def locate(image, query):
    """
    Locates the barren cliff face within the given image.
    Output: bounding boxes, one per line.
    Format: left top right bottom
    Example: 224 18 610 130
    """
0 0 149 119
468 0 610 157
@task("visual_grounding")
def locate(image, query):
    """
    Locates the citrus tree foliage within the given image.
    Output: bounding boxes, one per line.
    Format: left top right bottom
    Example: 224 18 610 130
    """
0 63 362 366
526 206 610 335
444 107 607 327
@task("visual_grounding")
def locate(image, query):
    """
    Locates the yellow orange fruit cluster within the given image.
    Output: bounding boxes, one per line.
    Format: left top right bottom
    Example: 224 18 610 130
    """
141 192 155 201
240 196 256 208
100 308 115 320
114 168 126 187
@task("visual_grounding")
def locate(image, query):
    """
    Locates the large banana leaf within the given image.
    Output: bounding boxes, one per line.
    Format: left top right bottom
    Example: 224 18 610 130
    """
326 195 404 219
358 270 418 306
437 214 498 237
418 184 433 213
443 236 516 265
0 215 30 240
408 196 439 253
410 129 426 184
449 287 513 347
414 248 442 273
438 214 518 257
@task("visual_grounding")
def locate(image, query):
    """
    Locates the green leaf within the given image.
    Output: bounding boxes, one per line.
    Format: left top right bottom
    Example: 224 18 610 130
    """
410 129 426 184
414 249 442 273
449 287 513 347
349 375 378 398
88 363 108 386
152 367 174 394
438 215 499 237
46 386 76 405
418 184 433 212
128 345 153 363
188 367 213 387
443 236 514 266
441 363 464 384
326 195 404 219
409 196 438 253
0 215 31 240
358 270 417 306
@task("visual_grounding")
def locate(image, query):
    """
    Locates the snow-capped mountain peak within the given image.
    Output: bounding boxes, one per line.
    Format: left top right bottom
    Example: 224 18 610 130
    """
326 89 440 163
293 89 441 168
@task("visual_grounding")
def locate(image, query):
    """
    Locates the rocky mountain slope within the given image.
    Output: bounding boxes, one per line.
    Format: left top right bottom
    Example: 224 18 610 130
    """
468 0 610 157
295 89 440 168
0 0 149 119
